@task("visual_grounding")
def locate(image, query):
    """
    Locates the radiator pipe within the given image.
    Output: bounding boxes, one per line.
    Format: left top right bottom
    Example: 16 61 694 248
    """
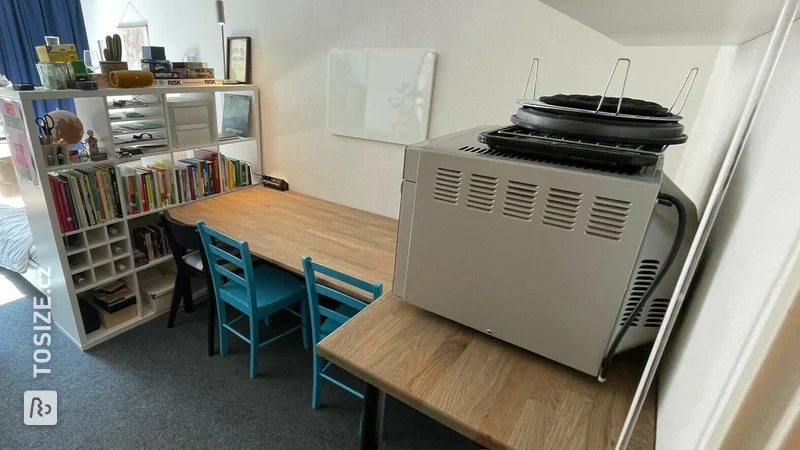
615 0 800 448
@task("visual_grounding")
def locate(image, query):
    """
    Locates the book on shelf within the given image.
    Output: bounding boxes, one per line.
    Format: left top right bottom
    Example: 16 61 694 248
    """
48 164 123 233
85 284 135 313
119 162 174 215
222 155 252 191
132 225 171 267
152 79 223 87
174 151 252 203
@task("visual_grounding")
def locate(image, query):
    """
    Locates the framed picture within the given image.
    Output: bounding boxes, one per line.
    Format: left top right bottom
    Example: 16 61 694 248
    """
226 37 251 84
116 24 150 69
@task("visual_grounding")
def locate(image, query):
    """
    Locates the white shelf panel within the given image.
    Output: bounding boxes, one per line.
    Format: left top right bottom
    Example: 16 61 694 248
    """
1 84 257 101
76 269 133 294
69 262 91 274
172 144 219 152
63 218 125 237
106 103 163 112
47 145 254 172
112 253 131 262
66 245 88 256
109 235 128 244
109 115 165 123
219 137 256 146
125 204 175 220
134 254 173 272
114 138 168 149
84 308 167 347
46 159 115 172
112 127 165 137
115 149 175 163
91 258 112 267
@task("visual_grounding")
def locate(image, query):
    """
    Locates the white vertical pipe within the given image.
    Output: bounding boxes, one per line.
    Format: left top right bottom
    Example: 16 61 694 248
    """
615 0 800 448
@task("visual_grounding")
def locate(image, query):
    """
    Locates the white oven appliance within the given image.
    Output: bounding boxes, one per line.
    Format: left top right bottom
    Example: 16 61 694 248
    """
392 127 698 379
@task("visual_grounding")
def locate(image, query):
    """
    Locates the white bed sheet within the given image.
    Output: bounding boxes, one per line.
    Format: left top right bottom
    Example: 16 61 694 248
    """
0 205 35 273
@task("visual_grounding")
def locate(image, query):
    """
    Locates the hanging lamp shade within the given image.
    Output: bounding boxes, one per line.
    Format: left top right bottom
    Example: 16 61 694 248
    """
215 0 226 25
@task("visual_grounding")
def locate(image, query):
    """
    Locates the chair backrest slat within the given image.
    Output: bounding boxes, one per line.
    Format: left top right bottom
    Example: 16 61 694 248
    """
198 221 257 311
309 261 376 293
208 245 245 269
215 264 248 288
302 256 382 346
315 284 367 313
318 305 351 325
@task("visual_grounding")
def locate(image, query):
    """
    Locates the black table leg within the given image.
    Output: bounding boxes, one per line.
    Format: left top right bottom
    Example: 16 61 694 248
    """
361 384 386 450
203 263 216 357
207 285 216 356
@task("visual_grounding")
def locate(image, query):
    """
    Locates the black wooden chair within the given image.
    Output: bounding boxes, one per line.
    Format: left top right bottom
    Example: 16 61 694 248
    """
162 211 217 356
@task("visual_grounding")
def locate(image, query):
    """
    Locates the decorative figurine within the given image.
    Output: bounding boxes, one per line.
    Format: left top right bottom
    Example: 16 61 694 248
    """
85 129 99 155
84 129 108 161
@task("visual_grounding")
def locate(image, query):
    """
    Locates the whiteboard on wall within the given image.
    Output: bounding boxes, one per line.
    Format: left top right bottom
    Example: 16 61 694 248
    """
327 49 436 145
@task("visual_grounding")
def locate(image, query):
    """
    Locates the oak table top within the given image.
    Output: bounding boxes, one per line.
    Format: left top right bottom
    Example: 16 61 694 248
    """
317 294 656 450
169 187 398 301
171 187 655 449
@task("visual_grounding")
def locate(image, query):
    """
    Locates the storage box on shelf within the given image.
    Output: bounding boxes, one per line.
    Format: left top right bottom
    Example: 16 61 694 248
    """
78 275 139 334
167 97 213 149
0 84 261 351
138 264 207 314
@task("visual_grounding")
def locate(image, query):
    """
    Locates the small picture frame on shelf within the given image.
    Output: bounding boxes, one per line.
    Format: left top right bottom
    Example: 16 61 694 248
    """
226 36 251 84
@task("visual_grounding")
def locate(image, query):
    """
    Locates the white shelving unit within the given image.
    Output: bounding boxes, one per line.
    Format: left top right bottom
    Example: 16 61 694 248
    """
0 85 261 350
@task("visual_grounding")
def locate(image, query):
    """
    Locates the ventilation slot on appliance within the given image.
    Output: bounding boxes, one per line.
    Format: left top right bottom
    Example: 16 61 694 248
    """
502 180 537 221
433 167 462 205
585 196 631 241
462 141 632 175
644 298 670 328
466 174 498 213
619 259 661 327
458 145 491 154
541 188 582 230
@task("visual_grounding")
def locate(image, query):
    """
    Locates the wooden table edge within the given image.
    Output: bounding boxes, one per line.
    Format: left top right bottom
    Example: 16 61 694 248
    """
316 296 507 449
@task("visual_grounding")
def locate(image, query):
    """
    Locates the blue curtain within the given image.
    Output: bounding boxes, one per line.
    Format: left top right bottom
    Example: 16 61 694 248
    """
0 0 89 117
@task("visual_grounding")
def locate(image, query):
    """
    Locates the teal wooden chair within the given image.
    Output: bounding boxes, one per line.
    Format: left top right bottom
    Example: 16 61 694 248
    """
302 255 382 409
198 221 309 378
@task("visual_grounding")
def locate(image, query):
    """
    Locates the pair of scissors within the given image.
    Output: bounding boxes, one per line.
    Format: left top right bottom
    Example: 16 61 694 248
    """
36 114 55 144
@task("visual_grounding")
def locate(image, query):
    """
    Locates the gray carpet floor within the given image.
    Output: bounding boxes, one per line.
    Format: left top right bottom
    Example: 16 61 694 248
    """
0 284 477 449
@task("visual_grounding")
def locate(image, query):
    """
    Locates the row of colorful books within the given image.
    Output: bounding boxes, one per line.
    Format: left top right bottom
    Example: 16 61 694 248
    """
119 162 174 215
49 165 124 233
174 151 252 203
50 154 253 232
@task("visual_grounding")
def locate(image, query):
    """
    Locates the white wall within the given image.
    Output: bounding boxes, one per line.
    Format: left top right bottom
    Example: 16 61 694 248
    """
81 0 718 218
660 23 800 450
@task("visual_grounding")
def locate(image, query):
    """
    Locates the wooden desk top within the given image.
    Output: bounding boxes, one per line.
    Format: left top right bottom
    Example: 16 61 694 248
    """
169 187 398 300
317 294 656 450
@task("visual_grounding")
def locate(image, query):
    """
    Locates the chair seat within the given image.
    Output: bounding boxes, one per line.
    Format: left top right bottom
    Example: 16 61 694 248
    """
219 264 304 314
319 304 359 337
183 251 204 271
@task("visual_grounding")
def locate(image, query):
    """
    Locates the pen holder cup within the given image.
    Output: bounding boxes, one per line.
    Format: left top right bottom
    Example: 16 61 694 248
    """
41 143 70 167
